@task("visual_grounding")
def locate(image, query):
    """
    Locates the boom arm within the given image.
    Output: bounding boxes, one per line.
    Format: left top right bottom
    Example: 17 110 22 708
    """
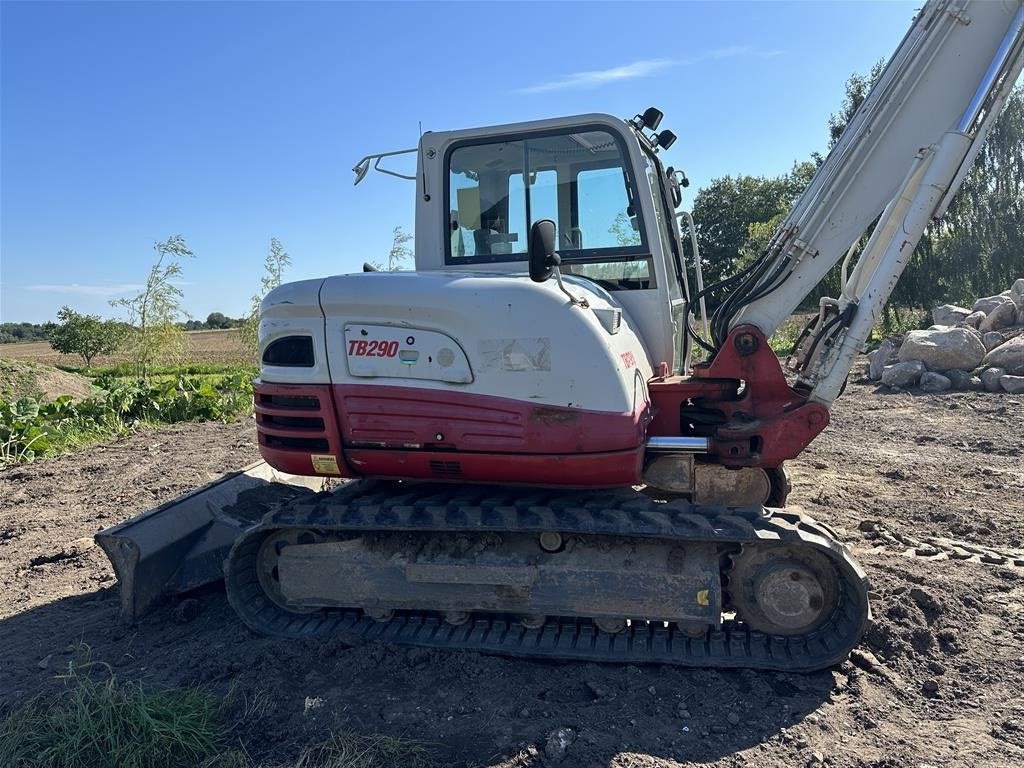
718 0 1024 406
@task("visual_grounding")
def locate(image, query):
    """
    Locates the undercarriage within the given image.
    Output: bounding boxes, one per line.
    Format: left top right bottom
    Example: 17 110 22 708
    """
224 480 869 671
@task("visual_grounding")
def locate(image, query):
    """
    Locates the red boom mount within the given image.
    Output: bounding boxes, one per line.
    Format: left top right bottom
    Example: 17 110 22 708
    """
648 325 829 468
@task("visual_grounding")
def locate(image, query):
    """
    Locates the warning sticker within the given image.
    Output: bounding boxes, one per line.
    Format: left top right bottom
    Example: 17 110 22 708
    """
311 454 341 475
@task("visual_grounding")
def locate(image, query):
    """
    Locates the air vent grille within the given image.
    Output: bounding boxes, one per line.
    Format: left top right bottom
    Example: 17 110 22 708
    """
429 460 463 476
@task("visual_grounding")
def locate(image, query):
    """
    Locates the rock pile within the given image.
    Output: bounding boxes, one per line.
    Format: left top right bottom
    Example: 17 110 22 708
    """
867 279 1024 394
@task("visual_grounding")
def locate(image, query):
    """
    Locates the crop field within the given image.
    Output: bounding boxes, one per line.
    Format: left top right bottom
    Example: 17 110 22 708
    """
0 374 1022 767
0 328 252 369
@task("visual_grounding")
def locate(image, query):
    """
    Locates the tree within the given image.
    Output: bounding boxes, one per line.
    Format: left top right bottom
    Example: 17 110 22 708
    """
241 237 292 355
47 307 126 368
0 322 55 344
111 235 195 378
206 312 230 329
827 62 885 150
825 65 1023 311
906 85 1024 307
387 226 413 271
608 212 641 247
691 63 1023 320
690 163 812 293
365 225 414 273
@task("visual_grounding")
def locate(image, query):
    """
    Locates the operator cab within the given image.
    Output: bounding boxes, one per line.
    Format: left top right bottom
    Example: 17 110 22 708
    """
446 127 653 291
410 110 693 375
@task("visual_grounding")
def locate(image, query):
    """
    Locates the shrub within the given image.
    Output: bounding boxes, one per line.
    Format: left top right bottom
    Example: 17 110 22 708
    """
0 374 254 467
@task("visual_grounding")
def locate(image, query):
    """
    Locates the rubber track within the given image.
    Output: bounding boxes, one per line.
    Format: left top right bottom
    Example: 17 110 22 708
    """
224 482 871 671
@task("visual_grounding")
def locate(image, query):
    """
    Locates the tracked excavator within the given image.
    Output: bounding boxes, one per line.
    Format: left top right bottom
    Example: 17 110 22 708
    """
98 0 1024 671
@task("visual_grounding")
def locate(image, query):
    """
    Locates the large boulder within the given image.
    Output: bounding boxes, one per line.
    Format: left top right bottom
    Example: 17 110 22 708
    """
881 360 926 388
898 327 986 371
978 301 1017 333
982 331 1005 351
943 369 983 391
1011 278 1024 310
919 372 952 392
982 335 1024 375
981 366 1006 392
868 338 899 381
1000 375 1024 395
963 310 986 329
973 294 1015 315
931 304 971 326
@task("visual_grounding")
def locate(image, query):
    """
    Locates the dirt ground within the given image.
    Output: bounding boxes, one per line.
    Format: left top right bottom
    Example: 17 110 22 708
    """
1 379 1022 768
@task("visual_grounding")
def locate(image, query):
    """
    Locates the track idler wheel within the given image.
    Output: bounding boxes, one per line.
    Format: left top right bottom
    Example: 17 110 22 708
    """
594 618 626 634
728 545 839 635
256 529 325 614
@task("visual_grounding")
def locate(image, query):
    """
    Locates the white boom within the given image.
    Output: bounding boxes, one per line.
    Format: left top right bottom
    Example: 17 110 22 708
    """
726 0 1023 405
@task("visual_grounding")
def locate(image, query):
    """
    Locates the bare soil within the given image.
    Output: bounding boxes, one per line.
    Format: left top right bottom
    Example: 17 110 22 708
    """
1 381 1022 767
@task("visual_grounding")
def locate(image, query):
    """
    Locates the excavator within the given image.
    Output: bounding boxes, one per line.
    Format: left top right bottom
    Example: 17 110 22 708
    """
97 0 1024 671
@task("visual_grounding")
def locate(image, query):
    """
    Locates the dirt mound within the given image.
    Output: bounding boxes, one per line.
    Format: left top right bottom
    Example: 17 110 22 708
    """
0 359 95 402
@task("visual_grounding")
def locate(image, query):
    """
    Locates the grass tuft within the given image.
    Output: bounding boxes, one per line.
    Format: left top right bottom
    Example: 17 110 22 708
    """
0 649 226 768
292 733 432 768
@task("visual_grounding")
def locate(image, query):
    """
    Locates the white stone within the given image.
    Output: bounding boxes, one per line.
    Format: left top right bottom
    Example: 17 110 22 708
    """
978 301 1017 333
545 728 576 763
931 304 971 326
981 366 1006 393
963 310 986 329
983 335 1024 375
982 331 1005 351
943 369 982 391
881 360 926 388
973 294 1015 315
898 327 986 371
1000 375 1024 394
1011 278 1024 310
919 372 952 392
869 338 898 381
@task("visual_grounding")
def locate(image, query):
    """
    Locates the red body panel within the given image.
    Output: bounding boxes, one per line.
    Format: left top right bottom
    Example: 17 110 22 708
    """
254 380 649 485
337 384 648 454
254 381 349 478
254 326 826 484
345 446 644 488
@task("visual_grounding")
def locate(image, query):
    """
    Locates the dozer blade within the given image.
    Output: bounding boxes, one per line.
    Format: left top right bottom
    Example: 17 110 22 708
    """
96 460 329 622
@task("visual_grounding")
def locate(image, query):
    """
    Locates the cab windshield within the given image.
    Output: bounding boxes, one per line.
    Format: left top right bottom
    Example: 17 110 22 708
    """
446 127 652 288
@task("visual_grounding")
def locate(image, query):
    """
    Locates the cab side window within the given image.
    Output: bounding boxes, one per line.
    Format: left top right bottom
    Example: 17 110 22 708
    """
446 128 649 287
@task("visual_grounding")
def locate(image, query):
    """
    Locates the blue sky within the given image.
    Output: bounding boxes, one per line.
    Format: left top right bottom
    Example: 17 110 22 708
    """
1 0 919 324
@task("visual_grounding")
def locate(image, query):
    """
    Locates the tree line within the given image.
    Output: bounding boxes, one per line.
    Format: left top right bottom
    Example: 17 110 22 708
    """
0 313 246 345
689 70 1023 317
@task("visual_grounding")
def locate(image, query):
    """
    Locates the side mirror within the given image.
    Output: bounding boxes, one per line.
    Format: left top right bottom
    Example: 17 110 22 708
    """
528 219 561 283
